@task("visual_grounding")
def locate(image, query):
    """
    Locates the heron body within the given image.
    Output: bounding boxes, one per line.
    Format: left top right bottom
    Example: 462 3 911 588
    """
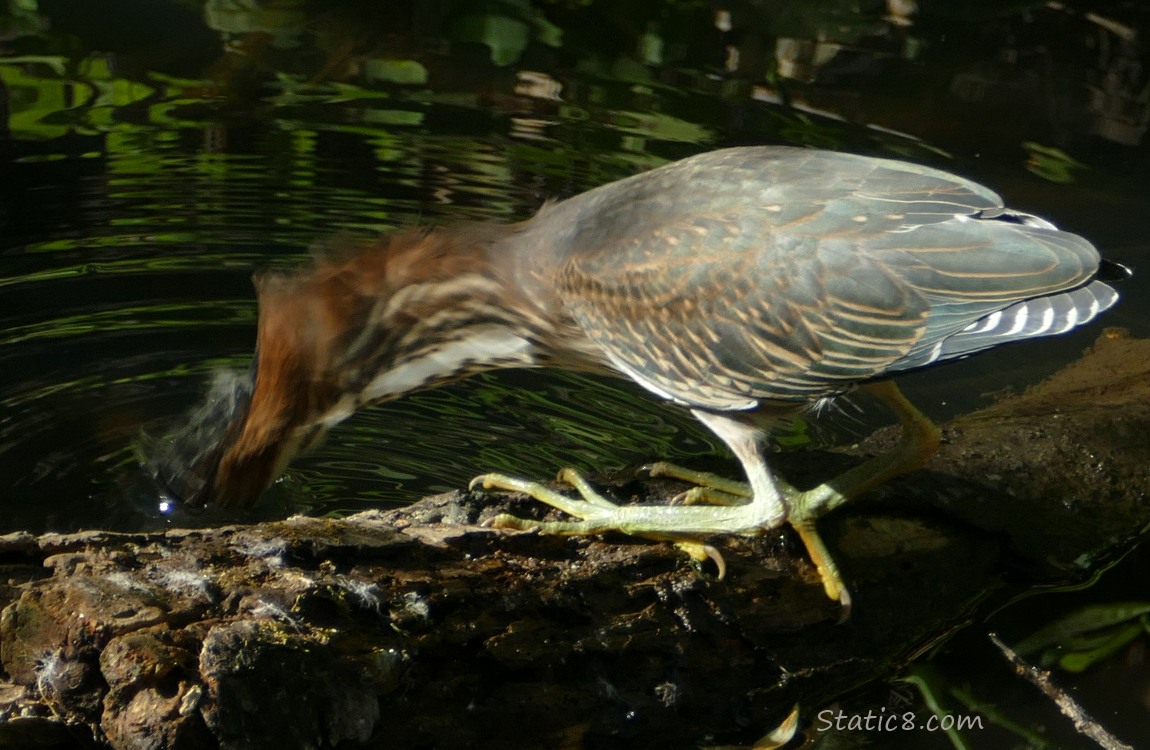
191 146 1119 607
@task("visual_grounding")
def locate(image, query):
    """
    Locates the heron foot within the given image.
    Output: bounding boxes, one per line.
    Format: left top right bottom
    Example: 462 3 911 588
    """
471 467 784 537
469 466 850 603
472 468 745 577
642 461 850 612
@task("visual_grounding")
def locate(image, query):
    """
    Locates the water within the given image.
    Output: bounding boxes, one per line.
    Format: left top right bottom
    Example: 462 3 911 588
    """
0 1 1146 540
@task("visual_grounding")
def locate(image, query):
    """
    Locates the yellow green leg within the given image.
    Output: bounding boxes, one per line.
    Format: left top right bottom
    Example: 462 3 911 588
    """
470 380 941 610
473 468 732 577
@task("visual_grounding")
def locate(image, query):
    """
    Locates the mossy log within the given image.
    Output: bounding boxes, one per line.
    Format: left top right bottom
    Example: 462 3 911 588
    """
1 331 1147 750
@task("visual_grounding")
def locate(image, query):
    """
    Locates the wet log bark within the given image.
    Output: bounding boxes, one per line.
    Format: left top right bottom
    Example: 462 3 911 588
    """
1 330 1148 750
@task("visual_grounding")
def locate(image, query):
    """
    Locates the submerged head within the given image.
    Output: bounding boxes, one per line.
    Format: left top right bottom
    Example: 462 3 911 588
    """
147 225 536 509
142 269 349 509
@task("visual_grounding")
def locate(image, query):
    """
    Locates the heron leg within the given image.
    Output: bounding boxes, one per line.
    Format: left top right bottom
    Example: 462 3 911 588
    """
472 464 784 540
472 468 733 577
471 381 939 611
471 411 794 583
684 409 854 608
636 459 852 604
783 380 941 608
788 380 941 521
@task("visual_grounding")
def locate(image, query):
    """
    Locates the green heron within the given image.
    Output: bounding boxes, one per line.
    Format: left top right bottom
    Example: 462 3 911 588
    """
173 147 1120 608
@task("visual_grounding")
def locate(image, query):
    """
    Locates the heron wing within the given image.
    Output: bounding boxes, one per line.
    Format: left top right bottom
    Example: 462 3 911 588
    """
549 147 1104 409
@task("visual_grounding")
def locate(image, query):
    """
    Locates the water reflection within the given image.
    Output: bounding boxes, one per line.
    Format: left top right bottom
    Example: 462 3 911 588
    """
0 0 1146 536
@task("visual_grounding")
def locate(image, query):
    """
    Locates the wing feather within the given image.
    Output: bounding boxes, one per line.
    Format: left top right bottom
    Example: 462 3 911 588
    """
540 147 1108 408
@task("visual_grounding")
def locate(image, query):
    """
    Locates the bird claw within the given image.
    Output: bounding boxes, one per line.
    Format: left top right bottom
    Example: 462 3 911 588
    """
675 541 727 580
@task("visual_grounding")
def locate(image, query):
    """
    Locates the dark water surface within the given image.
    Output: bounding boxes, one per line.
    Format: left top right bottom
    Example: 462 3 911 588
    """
1 2 1148 744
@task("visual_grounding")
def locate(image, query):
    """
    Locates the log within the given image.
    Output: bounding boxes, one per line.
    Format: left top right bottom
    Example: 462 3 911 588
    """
1 330 1147 750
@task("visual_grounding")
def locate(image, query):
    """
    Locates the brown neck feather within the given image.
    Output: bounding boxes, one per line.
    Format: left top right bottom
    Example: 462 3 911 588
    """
212 224 534 506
